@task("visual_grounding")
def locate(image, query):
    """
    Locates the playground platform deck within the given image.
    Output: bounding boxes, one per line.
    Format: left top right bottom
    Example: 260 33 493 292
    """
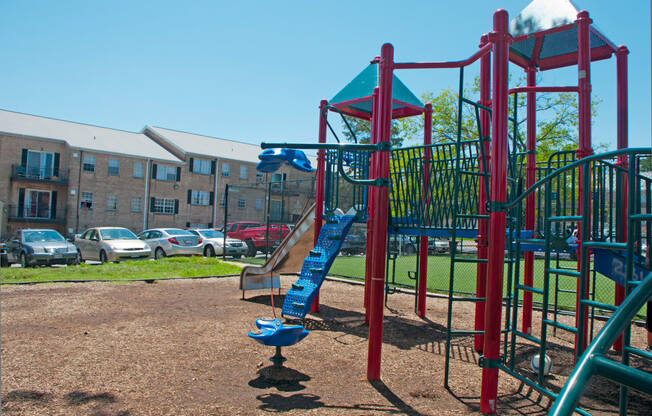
1 276 650 415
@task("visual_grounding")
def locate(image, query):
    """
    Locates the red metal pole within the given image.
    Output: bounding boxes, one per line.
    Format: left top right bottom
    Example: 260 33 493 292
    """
364 87 380 324
574 10 593 357
480 10 509 414
417 103 432 318
522 66 537 335
367 43 393 381
613 45 629 351
474 34 491 352
311 100 328 313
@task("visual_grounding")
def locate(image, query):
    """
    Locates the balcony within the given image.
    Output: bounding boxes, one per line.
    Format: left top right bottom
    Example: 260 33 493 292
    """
10 164 69 185
7 204 67 225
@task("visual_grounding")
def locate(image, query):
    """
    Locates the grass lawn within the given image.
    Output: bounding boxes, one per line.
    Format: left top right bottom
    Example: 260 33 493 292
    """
0 256 242 284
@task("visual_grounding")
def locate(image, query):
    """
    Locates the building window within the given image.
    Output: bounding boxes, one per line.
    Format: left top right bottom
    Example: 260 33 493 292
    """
192 158 211 175
255 198 263 211
24 150 55 179
156 164 179 181
256 172 264 181
106 194 118 211
152 198 177 214
108 159 120 176
131 197 142 212
23 189 52 218
191 190 210 206
222 163 230 177
133 161 144 178
80 192 93 210
240 165 248 180
237 198 246 210
83 155 96 172
219 193 226 207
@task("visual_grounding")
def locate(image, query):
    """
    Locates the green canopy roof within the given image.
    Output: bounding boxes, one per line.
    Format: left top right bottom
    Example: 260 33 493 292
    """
509 0 617 71
329 63 424 120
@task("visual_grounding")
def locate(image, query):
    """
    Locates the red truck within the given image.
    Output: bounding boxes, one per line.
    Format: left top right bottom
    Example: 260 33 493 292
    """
223 222 291 257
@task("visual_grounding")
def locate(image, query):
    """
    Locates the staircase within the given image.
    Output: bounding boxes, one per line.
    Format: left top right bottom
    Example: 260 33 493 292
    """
281 213 356 319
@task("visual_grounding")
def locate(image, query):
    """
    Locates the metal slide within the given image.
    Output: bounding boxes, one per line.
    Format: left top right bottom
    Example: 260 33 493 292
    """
239 203 316 296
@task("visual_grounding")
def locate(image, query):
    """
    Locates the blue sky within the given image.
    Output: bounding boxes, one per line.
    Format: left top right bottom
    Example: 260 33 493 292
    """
0 0 649 149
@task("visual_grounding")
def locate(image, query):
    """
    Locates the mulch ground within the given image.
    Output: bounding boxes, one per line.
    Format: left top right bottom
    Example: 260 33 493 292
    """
1 276 650 415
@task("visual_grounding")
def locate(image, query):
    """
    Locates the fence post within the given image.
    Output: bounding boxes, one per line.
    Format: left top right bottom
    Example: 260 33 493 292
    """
311 100 328 313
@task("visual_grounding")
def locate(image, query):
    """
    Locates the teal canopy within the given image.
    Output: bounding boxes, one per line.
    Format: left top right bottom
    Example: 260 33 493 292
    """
329 63 424 120
509 0 617 71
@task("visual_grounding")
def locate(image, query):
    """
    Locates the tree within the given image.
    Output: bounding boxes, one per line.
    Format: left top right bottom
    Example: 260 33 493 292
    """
339 115 404 147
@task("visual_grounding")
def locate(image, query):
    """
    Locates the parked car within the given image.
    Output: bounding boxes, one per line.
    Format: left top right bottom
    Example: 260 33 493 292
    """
74 227 151 263
187 229 247 258
138 228 203 259
388 235 418 255
0 242 8 267
341 226 367 256
4 229 78 267
429 238 450 254
224 222 291 257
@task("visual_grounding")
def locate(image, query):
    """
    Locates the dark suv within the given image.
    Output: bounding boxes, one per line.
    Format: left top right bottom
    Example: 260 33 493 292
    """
341 226 367 256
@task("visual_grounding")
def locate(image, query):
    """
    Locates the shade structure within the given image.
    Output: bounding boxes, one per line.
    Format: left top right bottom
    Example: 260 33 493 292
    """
330 63 424 120
509 0 618 71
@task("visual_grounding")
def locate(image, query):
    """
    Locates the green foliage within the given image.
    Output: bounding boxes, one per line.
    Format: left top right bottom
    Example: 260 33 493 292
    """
340 115 404 147
348 75 604 159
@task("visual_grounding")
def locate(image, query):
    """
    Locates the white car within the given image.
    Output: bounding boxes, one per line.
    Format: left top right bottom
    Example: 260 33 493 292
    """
188 229 247 258
75 227 151 263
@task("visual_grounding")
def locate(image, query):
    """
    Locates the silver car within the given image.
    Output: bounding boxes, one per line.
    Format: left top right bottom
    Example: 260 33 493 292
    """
5 228 78 267
138 228 203 259
187 229 247 258
75 227 151 263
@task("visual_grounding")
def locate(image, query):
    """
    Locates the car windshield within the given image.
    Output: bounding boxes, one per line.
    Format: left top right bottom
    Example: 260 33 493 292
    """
100 228 138 240
199 230 224 239
165 229 194 236
23 230 65 243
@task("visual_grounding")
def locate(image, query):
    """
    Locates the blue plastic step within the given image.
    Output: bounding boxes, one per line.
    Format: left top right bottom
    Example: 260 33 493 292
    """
282 214 356 319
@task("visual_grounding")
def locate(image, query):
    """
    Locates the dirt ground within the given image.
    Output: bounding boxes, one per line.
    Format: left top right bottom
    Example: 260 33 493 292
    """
1 276 650 416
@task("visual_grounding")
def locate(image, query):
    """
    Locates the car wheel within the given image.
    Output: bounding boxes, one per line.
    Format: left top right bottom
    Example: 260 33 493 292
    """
204 245 215 257
231 254 242 259
20 252 29 268
155 247 166 260
0 255 8 268
99 250 108 264
245 240 257 258
75 251 83 265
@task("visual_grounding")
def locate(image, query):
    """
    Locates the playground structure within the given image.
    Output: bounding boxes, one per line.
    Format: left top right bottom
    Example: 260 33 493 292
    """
251 1 651 415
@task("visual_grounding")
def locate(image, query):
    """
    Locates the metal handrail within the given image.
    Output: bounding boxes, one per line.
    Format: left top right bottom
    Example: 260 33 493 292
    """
548 271 652 416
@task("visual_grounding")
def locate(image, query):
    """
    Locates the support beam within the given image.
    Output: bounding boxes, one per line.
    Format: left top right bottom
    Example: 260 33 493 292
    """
480 9 509 414
311 100 328 313
367 43 393 381
417 103 432 318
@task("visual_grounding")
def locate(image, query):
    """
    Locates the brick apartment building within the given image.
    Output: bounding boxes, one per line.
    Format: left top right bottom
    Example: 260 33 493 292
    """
0 110 315 239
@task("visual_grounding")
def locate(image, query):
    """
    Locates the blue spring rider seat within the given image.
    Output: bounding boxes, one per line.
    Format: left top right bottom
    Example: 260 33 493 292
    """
256 148 313 173
248 318 309 367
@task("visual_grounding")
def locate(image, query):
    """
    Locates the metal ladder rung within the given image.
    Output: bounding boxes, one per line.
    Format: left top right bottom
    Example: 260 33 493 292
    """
291 283 305 291
547 268 581 278
452 296 485 302
548 215 582 222
451 329 484 336
630 213 652 221
457 214 490 219
516 284 544 295
557 288 578 294
292 302 305 309
452 258 487 264
543 319 578 334
459 170 489 177
515 330 542 344
624 346 652 361
520 238 545 244
309 250 322 257
309 268 324 274
583 241 627 250
581 299 617 311
327 235 342 240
